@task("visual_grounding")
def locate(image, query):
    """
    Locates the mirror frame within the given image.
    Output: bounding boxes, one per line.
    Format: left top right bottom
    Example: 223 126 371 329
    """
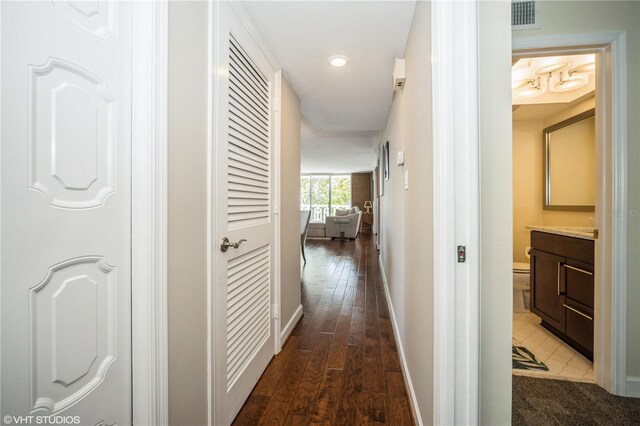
543 108 596 211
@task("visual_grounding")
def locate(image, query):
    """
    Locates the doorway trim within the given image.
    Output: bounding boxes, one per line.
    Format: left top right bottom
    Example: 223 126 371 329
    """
273 69 283 353
432 1 480 424
513 31 628 395
131 1 169 424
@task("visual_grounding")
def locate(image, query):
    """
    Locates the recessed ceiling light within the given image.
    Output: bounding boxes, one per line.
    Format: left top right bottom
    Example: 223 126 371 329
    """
329 55 349 68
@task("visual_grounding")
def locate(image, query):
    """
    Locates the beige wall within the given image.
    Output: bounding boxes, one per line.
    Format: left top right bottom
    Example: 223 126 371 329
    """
279 75 302 336
513 98 596 263
167 2 208 425
513 119 545 263
479 1 513 424
378 2 433 423
513 0 640 381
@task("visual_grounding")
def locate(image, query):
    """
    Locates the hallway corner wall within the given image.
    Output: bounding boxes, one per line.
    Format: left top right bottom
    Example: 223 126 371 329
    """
167 2 209 425
478 1 513 424
377 2 433 423
279 74 303 340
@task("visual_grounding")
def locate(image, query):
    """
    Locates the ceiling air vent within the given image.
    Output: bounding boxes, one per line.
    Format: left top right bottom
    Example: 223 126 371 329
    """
512 0 539 30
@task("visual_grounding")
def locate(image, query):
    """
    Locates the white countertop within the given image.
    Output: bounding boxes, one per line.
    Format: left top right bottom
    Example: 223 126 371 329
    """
526 225 597 240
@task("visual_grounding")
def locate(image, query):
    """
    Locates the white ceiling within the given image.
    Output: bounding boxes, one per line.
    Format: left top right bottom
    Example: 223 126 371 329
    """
300 121 378 174
242 1 416 173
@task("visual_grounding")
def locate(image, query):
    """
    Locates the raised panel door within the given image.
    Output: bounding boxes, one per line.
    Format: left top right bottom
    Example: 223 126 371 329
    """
1 2 133 423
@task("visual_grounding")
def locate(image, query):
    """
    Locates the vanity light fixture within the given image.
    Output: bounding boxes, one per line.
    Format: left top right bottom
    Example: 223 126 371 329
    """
329 55 349 67
512 54 595 100
531 57 570 75
512 67 534 91
549 72 589 92
514 76 547 98
569 62 596 74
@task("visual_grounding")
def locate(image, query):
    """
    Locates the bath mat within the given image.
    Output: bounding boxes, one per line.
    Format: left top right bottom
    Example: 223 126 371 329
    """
512 345 549 371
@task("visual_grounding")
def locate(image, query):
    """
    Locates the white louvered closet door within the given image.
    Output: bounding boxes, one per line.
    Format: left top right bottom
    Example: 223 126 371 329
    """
213 3 276 425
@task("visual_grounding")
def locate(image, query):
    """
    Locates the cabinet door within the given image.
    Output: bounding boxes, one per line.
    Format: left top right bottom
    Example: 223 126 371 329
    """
530 249 565 331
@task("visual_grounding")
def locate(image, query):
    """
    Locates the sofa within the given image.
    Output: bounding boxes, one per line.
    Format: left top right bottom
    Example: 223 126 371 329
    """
325 206 362 239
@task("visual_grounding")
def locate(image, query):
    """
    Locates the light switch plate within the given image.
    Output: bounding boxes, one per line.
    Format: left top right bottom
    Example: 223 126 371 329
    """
404 169 409 190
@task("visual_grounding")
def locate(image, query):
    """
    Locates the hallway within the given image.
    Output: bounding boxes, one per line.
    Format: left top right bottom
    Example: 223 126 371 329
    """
233 232 414 425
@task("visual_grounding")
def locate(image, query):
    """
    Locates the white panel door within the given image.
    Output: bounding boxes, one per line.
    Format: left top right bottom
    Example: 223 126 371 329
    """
213 2 276 424
1 1 133 424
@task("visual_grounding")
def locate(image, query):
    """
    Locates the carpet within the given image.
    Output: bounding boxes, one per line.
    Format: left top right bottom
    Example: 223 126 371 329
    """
513 375 640 425
513 345 549 371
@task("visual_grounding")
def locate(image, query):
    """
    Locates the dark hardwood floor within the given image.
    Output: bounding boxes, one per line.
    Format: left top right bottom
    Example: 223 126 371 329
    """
233 231 414 426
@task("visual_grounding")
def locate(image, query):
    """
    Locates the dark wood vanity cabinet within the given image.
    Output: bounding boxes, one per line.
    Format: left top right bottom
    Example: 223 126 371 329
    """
530 231 594 360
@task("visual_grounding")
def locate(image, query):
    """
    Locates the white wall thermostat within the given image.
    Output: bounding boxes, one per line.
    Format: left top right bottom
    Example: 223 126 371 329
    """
396 151 405 166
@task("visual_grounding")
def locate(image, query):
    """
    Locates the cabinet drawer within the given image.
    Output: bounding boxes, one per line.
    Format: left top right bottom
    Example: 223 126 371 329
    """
564 260 594 309
531 231 594 264
564 300 594 358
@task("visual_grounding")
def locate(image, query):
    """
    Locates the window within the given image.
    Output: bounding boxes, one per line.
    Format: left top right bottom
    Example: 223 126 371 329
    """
300 174 351 222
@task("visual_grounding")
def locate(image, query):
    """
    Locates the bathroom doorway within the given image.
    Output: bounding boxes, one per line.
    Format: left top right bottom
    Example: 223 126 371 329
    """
512 52 597 383
511 33 629 396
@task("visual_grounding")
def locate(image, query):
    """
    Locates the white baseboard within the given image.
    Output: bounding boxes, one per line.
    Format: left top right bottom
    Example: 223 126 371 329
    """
378 256 423 425
626 376 640 398
280 304 303 345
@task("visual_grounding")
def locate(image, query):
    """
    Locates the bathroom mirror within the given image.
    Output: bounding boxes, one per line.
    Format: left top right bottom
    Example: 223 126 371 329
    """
544 108 596 211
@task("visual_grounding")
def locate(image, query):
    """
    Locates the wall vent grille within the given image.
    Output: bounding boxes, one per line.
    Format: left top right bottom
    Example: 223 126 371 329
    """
512 1 539 30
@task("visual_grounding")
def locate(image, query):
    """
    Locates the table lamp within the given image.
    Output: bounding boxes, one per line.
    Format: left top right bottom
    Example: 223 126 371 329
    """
363 201 372 214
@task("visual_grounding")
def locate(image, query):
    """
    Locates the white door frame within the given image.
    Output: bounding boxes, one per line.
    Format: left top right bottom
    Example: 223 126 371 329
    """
131 1 169 424
273 69 283 353
513 31 628 396
432 1 480 424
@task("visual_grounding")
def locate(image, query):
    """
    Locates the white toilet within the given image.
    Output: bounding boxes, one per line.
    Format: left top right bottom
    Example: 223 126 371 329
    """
513 261 531 312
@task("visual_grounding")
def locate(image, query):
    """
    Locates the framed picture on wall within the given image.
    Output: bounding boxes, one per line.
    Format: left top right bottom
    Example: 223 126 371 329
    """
375 165 380 198
384 141 390 181
379 145 385 196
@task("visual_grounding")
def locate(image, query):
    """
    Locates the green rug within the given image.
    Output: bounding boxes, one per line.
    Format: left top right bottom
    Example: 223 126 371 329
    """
512 345 549 371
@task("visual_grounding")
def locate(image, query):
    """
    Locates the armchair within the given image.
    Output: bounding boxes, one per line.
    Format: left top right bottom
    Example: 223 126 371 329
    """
325 207 362 239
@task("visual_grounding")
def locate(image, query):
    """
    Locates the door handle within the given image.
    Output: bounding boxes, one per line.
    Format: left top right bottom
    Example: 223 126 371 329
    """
564 264 593 276
557 262 566 295
564 304 593 321
220 237 247 252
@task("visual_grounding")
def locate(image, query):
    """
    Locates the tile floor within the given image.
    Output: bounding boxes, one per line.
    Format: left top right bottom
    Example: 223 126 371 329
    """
513 312 594 383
